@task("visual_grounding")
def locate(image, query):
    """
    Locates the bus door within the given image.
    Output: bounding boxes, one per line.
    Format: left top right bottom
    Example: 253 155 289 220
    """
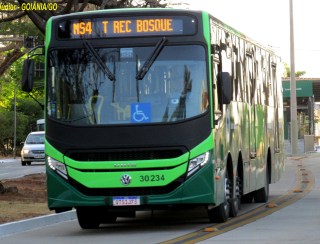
272 61 281 181
246 52 257 192
212 57 225 199
212 39 230 202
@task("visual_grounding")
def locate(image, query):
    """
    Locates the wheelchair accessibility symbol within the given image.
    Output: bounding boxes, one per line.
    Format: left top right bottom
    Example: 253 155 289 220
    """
131 103 151 123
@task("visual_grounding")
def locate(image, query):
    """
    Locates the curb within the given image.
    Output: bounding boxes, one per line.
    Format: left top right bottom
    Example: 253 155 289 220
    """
0 210 76 238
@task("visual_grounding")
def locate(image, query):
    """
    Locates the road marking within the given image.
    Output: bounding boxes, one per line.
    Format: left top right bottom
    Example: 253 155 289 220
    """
161 163 314 244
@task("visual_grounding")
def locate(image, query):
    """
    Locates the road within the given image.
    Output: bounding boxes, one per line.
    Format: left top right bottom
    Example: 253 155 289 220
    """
1 154 320 243
0 158 45 181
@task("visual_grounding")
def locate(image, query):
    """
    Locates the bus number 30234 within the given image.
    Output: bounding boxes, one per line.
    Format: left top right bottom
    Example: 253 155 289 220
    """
140 174 165 182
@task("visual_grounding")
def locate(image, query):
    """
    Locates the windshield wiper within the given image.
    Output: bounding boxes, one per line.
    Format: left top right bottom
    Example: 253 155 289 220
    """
83 40 115 81
136 37 167 81
135 37 167 102
84 40 117 102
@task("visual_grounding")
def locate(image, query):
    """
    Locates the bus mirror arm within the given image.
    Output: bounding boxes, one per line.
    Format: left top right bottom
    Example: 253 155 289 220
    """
28 93 44 110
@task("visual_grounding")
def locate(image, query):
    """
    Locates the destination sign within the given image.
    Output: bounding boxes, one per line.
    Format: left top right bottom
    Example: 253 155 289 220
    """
58 16 196 39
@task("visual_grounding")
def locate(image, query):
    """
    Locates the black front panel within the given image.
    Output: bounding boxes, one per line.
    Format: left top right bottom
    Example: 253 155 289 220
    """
46 113 211 156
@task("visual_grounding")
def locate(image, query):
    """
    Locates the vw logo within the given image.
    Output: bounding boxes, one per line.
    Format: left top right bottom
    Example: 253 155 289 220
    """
120 174 132 185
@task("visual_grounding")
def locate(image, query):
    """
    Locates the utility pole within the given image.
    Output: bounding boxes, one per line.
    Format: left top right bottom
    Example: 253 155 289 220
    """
13 83 17 159
290 0 298 155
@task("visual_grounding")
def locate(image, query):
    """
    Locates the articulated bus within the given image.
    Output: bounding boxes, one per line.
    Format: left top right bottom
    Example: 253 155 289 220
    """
22 8 284 229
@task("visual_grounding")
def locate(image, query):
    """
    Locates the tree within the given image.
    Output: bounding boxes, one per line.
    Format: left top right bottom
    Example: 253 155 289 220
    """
0 9 44 77
283 63 306 78
0 0 178 78
0 43 43 156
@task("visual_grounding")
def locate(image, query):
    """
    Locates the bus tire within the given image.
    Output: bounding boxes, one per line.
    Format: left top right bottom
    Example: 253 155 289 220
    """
229 175 241 217
101 214 117 224
76 207 100 229
254 166 269 203
208 200 229 223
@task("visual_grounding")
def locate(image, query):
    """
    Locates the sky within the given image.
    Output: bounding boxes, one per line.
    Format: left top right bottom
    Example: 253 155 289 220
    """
183 0 320 78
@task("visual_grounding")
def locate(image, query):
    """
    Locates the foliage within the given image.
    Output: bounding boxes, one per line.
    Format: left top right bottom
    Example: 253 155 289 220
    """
0 16 42 37
283 63 306 78
0 55 43 156
0 14 44 77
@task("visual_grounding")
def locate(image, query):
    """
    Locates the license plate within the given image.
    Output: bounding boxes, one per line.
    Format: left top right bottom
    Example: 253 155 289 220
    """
113 196 140 206
34 154 44 159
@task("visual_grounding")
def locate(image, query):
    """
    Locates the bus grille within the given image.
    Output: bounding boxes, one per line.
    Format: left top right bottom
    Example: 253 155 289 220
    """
66 148 185 161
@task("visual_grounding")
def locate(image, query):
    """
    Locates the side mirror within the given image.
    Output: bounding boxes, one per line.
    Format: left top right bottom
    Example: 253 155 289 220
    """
21 59 34 92
219 72 232 104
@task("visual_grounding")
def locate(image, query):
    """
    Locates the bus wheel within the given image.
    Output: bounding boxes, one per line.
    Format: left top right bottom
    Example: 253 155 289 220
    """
229 175 241 217
100 214 117 224
208 201 229 223
254 166 269 203
208 171 230 223
76 207 100 229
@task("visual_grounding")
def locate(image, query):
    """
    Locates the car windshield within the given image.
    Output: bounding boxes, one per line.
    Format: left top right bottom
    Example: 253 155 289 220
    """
47 45 208 126
26 134 45 144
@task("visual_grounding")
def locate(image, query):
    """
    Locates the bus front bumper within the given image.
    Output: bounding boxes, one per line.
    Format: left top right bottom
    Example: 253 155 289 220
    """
46 163 215 210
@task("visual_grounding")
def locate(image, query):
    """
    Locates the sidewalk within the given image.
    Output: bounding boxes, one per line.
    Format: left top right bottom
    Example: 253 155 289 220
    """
201 153 320 243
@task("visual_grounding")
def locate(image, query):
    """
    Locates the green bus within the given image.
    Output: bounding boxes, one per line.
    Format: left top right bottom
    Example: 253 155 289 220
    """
22 8 284 229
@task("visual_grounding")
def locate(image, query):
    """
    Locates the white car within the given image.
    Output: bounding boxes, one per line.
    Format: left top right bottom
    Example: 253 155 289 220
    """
21 131 45 166
315 145 320 153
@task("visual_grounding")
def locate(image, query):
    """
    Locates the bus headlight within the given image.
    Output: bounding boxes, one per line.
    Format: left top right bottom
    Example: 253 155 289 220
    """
187 152 210 177
48 156 68 180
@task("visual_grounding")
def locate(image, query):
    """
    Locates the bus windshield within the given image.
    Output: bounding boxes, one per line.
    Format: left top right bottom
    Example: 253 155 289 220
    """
47 44 208 125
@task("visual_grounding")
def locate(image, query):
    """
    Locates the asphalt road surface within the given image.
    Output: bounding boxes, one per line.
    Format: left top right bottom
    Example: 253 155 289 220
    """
0 158 45 181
